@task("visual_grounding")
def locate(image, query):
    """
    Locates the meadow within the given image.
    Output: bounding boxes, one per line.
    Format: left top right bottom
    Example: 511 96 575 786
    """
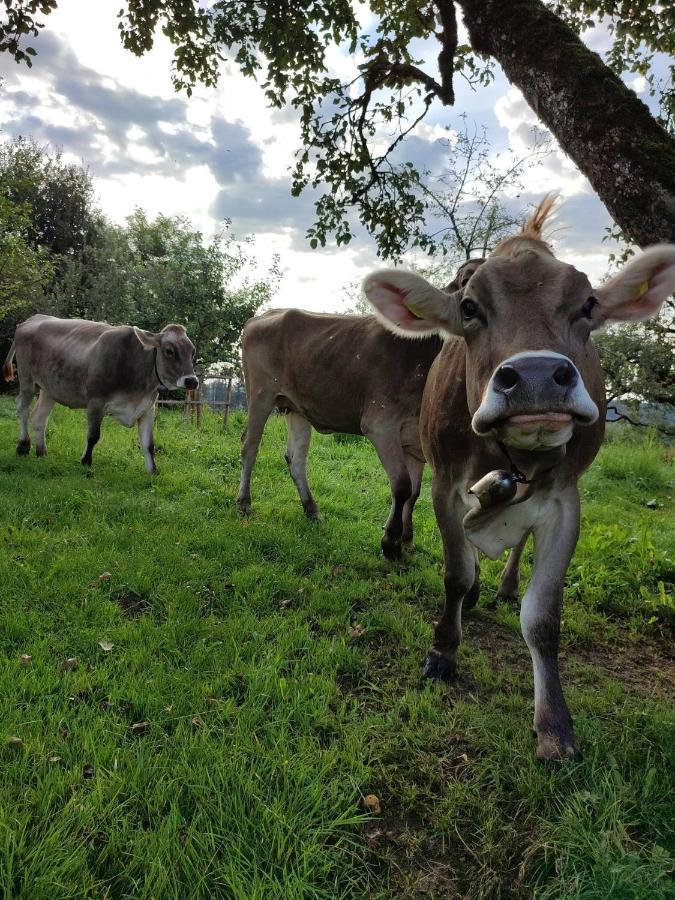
0 396 673 899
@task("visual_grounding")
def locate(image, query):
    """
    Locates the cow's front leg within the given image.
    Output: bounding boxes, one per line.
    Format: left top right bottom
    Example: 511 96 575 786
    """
401 454 424 547
497 531 530 604
367 425 411 560
522 485 581 762
138 405 158 474
423 476 478 680
81 403 104 466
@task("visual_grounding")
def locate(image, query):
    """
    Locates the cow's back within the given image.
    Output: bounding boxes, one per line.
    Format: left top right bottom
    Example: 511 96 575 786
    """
14 315 129 408
242 309 441 434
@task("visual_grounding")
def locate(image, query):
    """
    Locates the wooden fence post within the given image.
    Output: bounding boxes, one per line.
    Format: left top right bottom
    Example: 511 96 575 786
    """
224 376 233 426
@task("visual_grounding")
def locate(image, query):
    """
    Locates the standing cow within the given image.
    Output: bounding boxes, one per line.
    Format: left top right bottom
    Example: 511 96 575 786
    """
363 196 675 760
3 315 198 473
237 260 482 559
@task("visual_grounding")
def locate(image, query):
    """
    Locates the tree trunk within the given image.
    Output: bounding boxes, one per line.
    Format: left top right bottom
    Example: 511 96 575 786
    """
455 0 675 247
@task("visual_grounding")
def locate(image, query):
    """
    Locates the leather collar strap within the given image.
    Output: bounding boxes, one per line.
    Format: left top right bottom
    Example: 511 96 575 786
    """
497 439 558 486
154 350 169 390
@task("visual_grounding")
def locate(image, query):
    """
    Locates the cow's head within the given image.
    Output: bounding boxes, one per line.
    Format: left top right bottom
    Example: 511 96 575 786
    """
363 197 675 453
134 324 199 391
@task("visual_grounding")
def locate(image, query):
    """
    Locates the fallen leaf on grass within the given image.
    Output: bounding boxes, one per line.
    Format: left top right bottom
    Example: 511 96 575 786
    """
130 721 150 735
348 624 365 638
279 598 293 610
82 764 95 779
8 736 24 751
363 794 381 815
48 755 63 764
191 715 204 728
98 640 114 652
60 657 78 672
98 572 112 582
20 654 32 666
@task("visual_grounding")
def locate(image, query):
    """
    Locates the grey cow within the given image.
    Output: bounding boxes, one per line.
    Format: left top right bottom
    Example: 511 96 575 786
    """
3 315 198 472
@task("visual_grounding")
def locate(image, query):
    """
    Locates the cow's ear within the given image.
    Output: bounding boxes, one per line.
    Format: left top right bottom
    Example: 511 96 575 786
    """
134 327 161 350
594 245 675 324
362 269 463 337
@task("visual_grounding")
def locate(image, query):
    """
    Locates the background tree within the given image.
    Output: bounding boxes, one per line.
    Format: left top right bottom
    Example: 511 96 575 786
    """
2 0 671 254
0 192 53 346
0 139 279 374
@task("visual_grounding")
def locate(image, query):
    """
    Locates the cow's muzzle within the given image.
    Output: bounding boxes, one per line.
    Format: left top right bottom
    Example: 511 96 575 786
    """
178 375 199 390
472 351 598 450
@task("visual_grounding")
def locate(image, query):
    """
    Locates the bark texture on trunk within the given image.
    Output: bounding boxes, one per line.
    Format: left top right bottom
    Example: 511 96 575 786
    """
456 0 675 247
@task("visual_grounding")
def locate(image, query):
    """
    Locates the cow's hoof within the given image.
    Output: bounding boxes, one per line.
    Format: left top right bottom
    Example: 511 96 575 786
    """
305 509 324 523
80 456 92 467
16 441 30 456
535 732 582 763
237 500 251 517
496 590 519 608
35 446 47 457
422 650 456 682
381 535 402 560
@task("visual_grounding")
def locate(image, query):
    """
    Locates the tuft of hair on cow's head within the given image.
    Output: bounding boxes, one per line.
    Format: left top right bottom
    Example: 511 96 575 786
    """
363 196 675 453
135 324 199 391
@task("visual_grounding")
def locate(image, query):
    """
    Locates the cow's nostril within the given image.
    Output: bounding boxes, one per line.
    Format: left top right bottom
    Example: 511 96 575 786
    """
493 365 520 393
553 362 577 388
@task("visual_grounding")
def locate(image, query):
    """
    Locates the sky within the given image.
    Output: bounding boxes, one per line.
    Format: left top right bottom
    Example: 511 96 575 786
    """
0 1 660 312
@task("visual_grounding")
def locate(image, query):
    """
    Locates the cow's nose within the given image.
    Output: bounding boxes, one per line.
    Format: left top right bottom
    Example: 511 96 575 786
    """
184 376 199 390
553 360 577 388
492 354 578 400
493 364 520 395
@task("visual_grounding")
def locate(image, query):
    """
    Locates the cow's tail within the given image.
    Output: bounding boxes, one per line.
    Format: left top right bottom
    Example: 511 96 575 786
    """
2 341 16 382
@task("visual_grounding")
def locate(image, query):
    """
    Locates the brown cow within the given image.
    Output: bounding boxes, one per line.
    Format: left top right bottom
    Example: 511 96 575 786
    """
3 315 198 472
364 197 675 760
237 260 483 559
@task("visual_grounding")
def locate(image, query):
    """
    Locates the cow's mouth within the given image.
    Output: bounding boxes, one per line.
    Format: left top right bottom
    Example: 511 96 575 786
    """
488 409 578 451
505 411 572 430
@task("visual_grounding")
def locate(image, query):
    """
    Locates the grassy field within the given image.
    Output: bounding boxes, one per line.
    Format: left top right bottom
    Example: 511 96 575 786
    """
0 395 673 899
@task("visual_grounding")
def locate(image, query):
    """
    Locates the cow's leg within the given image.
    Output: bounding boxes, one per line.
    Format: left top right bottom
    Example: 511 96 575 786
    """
138 405 158 474
522 485 581 761
236 394 275 516
497 531 530 603
422 476 478 680
31 390 56 457
367 426 412 560
81 403 104 467
15 380 34 456
284 413 322 521
401 454 424 547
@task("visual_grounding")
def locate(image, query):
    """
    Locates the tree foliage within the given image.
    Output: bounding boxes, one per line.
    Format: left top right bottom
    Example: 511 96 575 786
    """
1 0 672 255
0 193 53 324
0 139 278 372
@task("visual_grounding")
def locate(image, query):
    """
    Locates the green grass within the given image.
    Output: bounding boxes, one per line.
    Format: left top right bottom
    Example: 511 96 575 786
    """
0 397 673 899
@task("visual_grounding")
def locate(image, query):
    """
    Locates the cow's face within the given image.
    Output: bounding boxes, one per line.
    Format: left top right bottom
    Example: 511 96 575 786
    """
135 324 199 391
364 245 675 452
453 251 599 450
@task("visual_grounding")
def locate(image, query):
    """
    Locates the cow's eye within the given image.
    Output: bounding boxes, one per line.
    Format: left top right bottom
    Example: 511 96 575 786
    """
165 347 175 358
580 297 597 319
460 298 480 321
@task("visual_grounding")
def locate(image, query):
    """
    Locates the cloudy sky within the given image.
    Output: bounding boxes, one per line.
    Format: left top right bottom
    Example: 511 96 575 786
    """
0 1 659 311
